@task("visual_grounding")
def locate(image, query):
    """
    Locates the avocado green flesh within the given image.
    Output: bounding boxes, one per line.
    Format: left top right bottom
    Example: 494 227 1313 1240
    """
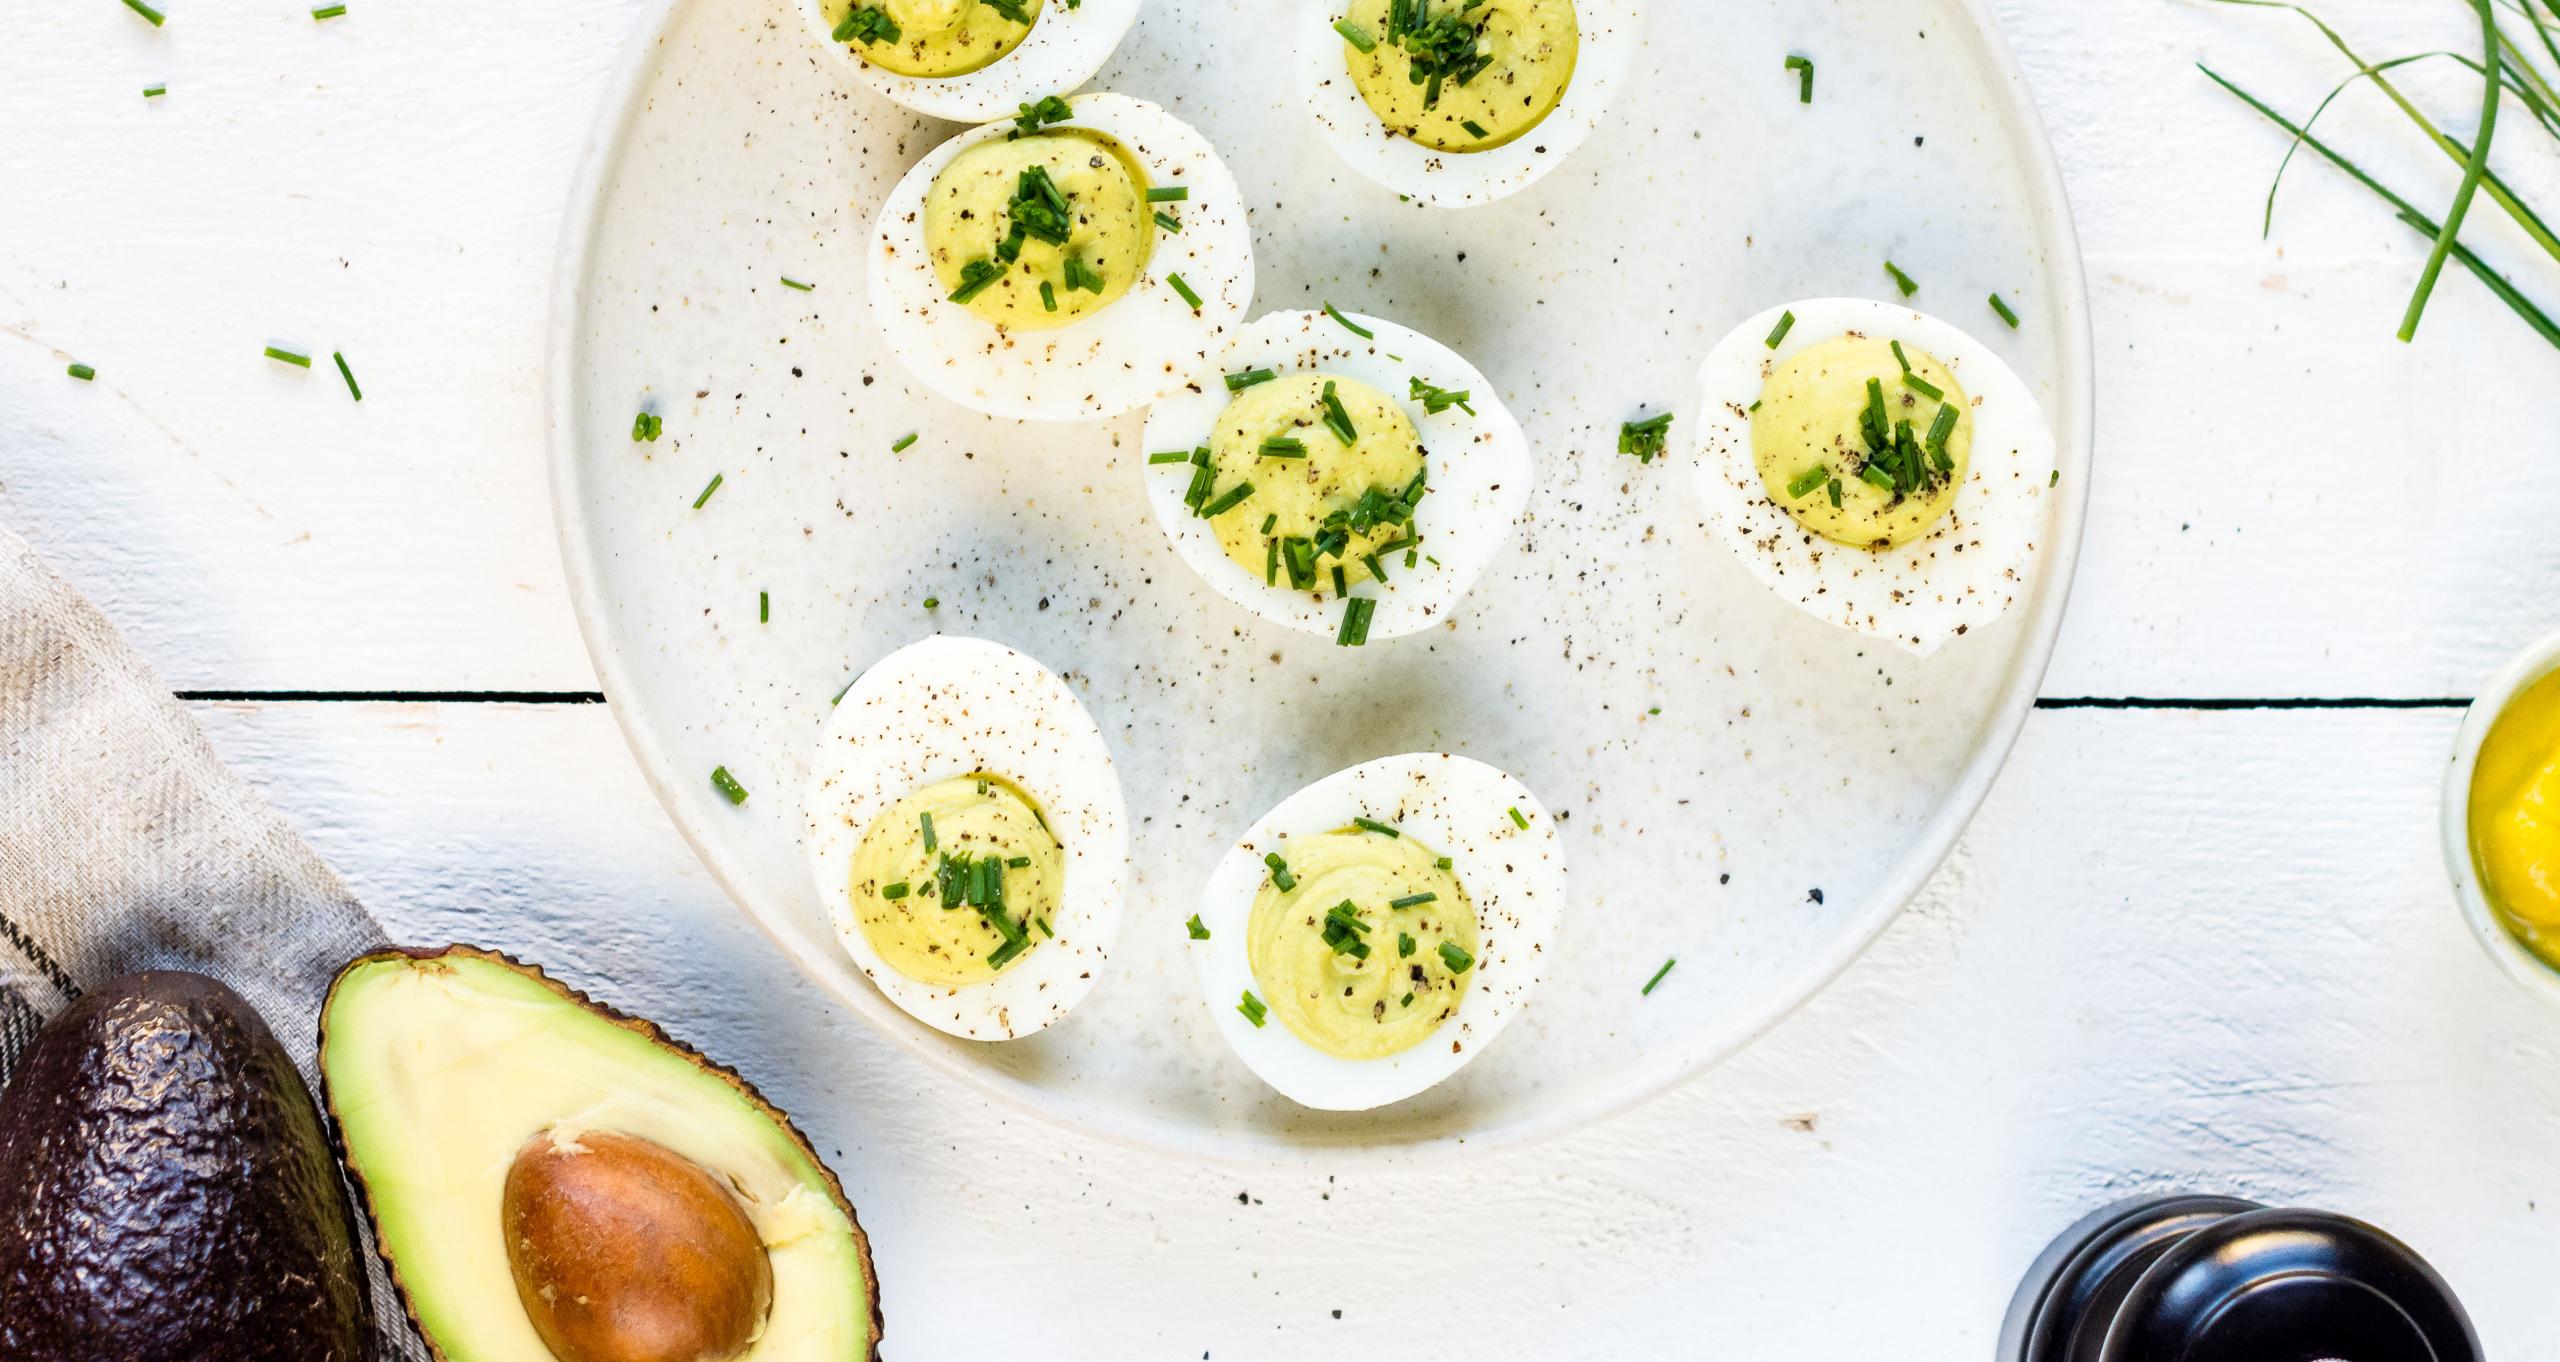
322 951 876 1362
1207 373 1424 593
844 0 1040 77
1247 828 1477 1060
1342 0 1579 152
848 772 1064 985
926 130 1151 332
1751 335 1973 549
0 971 372 1362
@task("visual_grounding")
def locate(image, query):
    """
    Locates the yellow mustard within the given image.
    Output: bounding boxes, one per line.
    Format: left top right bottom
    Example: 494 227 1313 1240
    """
2470 665 2560 971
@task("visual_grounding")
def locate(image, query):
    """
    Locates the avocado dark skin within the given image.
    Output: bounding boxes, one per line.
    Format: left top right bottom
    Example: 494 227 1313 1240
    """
0 971 373 1362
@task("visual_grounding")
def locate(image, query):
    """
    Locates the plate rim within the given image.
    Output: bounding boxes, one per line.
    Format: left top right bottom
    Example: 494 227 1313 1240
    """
544 0 2096 1164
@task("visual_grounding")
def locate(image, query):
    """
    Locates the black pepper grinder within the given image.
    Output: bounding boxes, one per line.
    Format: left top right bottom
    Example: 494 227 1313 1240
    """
1999 1194 2482 1362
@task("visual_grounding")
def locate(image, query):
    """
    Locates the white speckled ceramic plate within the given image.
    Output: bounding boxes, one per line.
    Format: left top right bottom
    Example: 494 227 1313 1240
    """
548 0 2093 1160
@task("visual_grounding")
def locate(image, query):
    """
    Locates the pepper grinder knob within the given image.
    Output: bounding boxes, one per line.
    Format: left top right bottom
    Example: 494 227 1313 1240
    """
2002 1195 2481 1362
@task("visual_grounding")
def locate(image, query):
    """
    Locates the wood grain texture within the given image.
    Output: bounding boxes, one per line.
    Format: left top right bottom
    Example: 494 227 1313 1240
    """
4 0 2557 1352
188 699 2560 1359
1 0 2553 695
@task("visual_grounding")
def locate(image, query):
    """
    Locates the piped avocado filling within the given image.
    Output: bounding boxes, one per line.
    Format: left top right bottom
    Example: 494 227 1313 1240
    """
1338 0 1580 153
1246 826 1478 1060
1186 372 1427 635
1752 334 1973 549
849 773 1064 985
834 0 1041 78
926 128 1152 332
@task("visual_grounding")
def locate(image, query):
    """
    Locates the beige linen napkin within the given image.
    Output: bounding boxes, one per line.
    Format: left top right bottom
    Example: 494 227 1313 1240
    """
0 524 427 1360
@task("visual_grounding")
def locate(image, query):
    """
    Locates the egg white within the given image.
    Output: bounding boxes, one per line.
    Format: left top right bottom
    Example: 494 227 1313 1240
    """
1686 298 2059 655
870 93 1256 423
1192 752 1566 1111
1139 308 1530 641
804 634 1129 1040
1294 0 1645 208
802 0 1141 122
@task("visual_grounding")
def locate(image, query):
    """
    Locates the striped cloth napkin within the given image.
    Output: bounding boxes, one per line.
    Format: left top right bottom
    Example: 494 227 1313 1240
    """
0 524 426 1361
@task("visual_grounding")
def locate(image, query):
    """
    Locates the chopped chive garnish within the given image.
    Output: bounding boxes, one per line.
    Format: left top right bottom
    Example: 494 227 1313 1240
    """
1145 185 1188 202
1187 914 1210 940
986 936 1029 970
1618 412 1674 465
1154 210 1182 233
67 363 95 381
833 4 899 43
692 473 723 508
758 590 770 623
1322 301 1374 338
1461 119 1489 138
1884 260 1920 296
1039 280 1058 312
1009 94 1072 134
882 881 909 900
1225 366 1275 391
142 83 166 97
1435 856 1452 870
710 766 749 805
632 410 662 442
1901 368 1944 402
331 350 362 400
1036 915 1053 937
1925 401 1959 457
1319 380 1358 444
2050 469 2060 487
1332 564 1349 599
1507 806 1529 829
1265 853 1297 891
1857 464 1897 490
1786 466 1828 499
1389 892 1436 909
1398 931 1417 958
890 431 918 452
923 596 941 609
1827 476 1843 508
1361 552 1387 583
1148 449 1193 464
919 811 937 853
264 345 311 368
1642 957 1676 995
1437 941 1474 974
1400 991 1415 1007
779 275 815 292
311 4 345 18
1407 375 1474 414
1891 340 1912 373
831 677 855 705
1990 293 2020 328
122 0 164 25
1199 481 1255 518
1764 309 1796 349
1167 272 1203 310
948 257 1003 304
1260 513 1278 534
1352 816 1400 837
1258 435 1308 458
1238 990 1268 1027
1334 17 1376 50
1785 53 1814 103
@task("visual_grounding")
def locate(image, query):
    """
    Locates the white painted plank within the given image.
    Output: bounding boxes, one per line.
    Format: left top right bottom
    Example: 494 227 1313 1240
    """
2 0 2553 695
187 698 2560 1358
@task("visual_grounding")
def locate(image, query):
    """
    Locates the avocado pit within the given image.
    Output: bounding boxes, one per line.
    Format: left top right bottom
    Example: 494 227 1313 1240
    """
502 1128 775 1362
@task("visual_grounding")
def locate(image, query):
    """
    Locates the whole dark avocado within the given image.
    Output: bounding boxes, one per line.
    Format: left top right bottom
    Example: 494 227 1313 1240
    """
0 971 373 1362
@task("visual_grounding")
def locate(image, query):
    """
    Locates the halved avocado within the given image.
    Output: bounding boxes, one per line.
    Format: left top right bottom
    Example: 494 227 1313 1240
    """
320 946 881 1362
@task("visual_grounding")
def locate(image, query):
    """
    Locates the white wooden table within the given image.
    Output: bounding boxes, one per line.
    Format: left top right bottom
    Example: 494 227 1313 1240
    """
6 0 2558 1356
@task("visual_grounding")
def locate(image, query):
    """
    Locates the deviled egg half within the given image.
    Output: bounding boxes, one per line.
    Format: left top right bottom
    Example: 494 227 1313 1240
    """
805 0 1140 122
872 93 1256 421
1298 0 1645 207
805 635 1129 1040
1192 753 1565 1111
1688 298 2059 654
1140 308 1530 644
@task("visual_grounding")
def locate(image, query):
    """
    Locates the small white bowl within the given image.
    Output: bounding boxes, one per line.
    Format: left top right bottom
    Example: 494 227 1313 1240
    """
2442 625 2560 1008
